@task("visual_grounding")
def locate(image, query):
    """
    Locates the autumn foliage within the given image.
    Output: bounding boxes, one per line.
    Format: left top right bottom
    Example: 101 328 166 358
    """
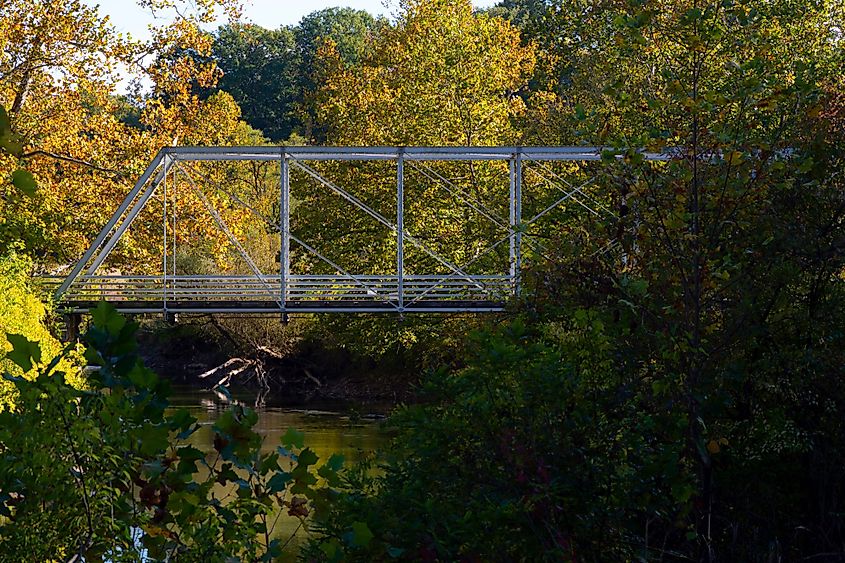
1 0 845 561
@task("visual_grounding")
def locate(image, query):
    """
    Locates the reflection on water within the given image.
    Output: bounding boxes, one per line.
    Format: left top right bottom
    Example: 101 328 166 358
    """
168 385 388 463
164 386 388 556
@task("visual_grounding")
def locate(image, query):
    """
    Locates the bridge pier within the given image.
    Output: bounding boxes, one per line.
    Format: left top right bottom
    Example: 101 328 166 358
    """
62 313 82 343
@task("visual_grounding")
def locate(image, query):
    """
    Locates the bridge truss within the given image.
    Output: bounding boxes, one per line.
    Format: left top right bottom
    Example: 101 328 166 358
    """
45 146 669 315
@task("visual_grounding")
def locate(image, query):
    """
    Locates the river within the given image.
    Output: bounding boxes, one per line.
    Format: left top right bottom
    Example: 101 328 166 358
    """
169 385 388 460
164 386 389 556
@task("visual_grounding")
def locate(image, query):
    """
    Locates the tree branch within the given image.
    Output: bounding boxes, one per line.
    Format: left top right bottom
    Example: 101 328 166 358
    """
21 149 127 177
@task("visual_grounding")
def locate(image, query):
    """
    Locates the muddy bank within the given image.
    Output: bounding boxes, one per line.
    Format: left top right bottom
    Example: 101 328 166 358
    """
137 326 419 406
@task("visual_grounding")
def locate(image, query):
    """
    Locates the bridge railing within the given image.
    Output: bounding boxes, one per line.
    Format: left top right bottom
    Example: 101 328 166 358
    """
40 274 511 312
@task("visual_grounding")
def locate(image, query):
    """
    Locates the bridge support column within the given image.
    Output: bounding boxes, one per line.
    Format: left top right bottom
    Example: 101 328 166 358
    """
62 313 82 343
509 151 523 296
280 150 290 315
397 148 405 312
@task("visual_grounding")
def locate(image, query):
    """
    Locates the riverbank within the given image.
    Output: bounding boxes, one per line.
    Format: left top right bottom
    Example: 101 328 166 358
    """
136 323 420 407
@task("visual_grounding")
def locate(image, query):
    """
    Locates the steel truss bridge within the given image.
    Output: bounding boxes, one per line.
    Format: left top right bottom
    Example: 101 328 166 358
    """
44 146 669 315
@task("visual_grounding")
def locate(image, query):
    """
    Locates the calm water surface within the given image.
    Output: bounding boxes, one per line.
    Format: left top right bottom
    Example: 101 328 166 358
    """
162 386 389 556
168 385 389 461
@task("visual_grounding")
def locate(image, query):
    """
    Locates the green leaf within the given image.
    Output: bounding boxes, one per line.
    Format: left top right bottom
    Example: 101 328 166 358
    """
682 7 702 22
128 365 157 389
600 149 617 163
797 156 815 174
725 150 744 166
6 333 41 372
0 106 9 134
350 521 373 548
176 445 205 462
281 427 305 449
0 134 23 158
91 301 118 330
142 460 167 478
326 453 345 472
574 104 586 120
319 539 341 561
297 447 318 467
11 169 36 197
267 470 293 493
266 539 282 559
138 424 169 456
170 408 197 431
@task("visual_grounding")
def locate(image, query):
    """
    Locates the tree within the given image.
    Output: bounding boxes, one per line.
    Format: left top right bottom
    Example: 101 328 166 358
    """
203 9 377 142
0 0 138 260
307 0 845 560
522 0 845 558
0 254 82 409
317 0 534 146
483 0 551 34
0 304 345 560
310 0 536 271
295 7 377 141
211 24 301 142
0 0 263 270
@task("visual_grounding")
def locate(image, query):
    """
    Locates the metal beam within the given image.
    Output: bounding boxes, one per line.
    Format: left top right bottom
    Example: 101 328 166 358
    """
513 153 523 295
164 145 676 162
397 150 405 311
53 146 676 315
509 157 516 294
289 235 400 310
83 155 173 277
176 163 280 307
280 150 290 311
163 157 168 312
291 157 483 289
56 150 165 298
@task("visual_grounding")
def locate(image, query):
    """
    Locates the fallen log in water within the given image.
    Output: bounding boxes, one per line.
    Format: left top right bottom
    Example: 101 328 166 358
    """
197 358 255 389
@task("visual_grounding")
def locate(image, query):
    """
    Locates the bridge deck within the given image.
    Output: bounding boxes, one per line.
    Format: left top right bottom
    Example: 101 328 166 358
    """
41 275 510 314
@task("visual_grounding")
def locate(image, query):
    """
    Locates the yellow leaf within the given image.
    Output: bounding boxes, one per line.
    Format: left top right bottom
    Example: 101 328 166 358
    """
726 151 744 166
706 440 720 454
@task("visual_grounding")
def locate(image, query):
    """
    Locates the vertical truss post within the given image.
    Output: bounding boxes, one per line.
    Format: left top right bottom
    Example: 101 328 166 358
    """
280 150 290 313
509 157 516 293
509 151 523 296
172 164 177 277
162 155 169 314
397 148 405 312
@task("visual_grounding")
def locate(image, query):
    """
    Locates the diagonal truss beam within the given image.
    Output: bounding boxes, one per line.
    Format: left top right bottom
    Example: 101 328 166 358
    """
524 176 600 223
408 160 555 263
176 162 281 307
289 235 400 309
410 162 510 230
180 160 400 306
85 159 174 276
290 158 485 291
526 161 616 218
56 150 168 298
406 235 512 306
180 161 278 230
